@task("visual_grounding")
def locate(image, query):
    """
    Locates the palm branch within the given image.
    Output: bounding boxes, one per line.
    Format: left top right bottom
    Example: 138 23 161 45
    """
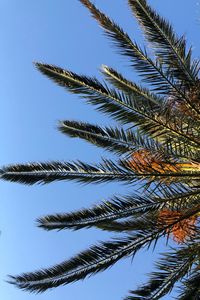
2 0 200 299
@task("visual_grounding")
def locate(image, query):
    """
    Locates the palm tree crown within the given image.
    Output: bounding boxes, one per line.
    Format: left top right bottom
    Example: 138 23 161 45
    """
2 0 200 299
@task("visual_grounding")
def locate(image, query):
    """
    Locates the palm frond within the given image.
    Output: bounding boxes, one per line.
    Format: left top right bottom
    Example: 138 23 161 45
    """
125 244 199 300
97 197 200 233
79 0 185 95
164 138 200 162
0 160 138 185
1 158 200 187
36 63 200 147
101 65 162 106
128 0 198 85
59 120 144 155
37 194 148 231
178 270 200 299
8 230 163 293
128 0 200 116
95 217 156 233
35 63 151 125
59 120 176 158
59 120 198 159
37 188 200 231
9 208 200 293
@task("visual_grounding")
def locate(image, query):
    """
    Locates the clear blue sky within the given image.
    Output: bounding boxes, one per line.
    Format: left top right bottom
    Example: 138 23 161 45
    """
1 1 200 300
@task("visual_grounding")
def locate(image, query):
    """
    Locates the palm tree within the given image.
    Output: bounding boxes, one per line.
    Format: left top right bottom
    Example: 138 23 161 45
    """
1 0 200 298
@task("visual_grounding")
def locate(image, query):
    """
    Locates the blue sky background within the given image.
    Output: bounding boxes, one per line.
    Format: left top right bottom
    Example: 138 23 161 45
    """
1 1 200 299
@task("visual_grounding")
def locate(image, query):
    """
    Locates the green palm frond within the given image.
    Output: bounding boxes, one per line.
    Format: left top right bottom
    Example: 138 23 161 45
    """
128 0 198 85
1 159 200 187
178 269 200 299
79 0 185 94
37 188 200 231
37 194 144 231
35 63 152 125
8 230 162 293
165 139 200 162
128 0 200 115
101 65 162 105
9 207 200 294
80 0 200 117
59 120 177 157
0 160 138 185
36 63 200 147
59 121 144 155
59 120 192 158
95 215 158 232
97 200 200 233
126 243 199 300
